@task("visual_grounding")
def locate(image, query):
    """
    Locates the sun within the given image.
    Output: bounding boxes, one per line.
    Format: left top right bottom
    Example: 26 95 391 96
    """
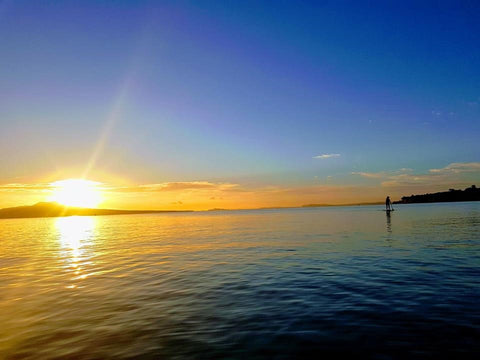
49 179 103 208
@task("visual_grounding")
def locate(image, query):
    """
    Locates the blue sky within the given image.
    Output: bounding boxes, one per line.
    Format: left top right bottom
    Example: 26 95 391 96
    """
0 1 479 208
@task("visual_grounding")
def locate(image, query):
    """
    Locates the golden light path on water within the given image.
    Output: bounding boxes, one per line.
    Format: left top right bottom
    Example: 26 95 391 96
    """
56 216 97 288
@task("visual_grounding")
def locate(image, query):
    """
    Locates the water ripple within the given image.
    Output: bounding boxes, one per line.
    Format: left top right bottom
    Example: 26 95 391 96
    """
0 203 479 358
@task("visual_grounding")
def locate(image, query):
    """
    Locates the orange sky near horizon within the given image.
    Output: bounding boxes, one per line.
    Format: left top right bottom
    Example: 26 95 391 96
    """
0 162 478 211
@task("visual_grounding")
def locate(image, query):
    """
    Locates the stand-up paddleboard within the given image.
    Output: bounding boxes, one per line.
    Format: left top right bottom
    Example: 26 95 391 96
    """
383 209 395 212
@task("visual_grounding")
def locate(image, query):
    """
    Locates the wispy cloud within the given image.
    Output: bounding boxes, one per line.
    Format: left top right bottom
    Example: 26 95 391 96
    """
0 183 53 191
0 181 240 194
352 163 480 189
351 171 384 179
313 153 340 159
352 168 412 179
429 162 480 174
109 181 239 193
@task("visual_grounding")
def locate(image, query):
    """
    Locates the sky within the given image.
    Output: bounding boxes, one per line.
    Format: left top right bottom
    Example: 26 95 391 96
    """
0 0 479 210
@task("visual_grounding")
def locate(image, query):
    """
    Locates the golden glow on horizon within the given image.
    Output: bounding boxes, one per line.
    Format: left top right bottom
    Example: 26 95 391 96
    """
49 179 103 208
0 161 476 211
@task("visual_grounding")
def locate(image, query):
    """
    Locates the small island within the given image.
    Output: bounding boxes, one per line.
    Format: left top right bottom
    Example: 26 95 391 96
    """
394 185 479 204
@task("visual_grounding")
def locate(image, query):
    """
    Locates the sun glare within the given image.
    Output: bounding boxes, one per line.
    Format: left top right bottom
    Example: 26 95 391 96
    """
50 179 103 208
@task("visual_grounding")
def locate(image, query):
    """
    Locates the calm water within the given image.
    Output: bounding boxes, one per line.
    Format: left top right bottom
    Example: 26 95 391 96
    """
1 203 479 359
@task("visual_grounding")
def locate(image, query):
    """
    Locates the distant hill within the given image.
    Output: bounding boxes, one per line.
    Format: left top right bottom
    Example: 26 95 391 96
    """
394 185 479 204
206 202 385 212
0 202 193 219
302 201 383 207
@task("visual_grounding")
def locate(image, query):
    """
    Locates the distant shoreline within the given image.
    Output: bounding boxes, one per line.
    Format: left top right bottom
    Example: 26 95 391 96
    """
1 201 388 220
0 202 193 220
1 188 479 220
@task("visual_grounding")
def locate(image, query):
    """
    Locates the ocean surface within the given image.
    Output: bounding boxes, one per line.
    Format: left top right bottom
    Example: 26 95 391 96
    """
1 202 479 359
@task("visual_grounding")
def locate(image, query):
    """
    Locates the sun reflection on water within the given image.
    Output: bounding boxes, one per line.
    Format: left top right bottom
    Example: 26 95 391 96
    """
56 216 97 287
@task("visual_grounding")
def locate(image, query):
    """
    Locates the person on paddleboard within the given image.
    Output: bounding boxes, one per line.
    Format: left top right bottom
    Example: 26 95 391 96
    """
385 196 392 211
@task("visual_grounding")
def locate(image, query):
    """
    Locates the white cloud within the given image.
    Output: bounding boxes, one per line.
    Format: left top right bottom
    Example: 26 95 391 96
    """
313 153 340 159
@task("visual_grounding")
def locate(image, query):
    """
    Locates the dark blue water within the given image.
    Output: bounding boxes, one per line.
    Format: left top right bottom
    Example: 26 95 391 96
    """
0 202 479 358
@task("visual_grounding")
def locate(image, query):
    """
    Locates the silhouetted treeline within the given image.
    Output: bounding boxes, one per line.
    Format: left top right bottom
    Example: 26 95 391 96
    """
394 185 479 204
